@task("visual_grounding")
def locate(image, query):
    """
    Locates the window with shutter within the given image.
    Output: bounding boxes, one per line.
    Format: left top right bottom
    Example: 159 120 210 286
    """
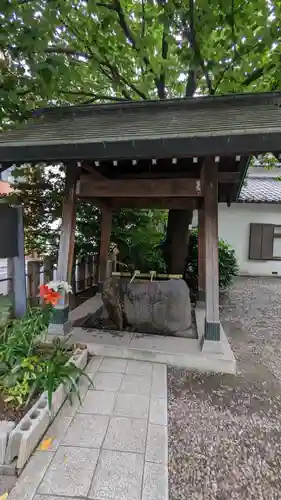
249 223 274 260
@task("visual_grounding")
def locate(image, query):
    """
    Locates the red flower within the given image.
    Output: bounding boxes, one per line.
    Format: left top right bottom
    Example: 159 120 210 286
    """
39 285 61 306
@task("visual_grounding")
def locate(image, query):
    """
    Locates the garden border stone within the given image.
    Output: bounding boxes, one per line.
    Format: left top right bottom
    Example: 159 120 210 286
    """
4 347 88 471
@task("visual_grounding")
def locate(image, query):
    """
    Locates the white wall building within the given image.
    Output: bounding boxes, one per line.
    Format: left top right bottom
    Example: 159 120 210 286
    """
193 167 281 277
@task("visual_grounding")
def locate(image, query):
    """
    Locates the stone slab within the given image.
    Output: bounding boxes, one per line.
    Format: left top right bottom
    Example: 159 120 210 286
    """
149 398 167 426
103 417 146 453
78 390 117 415
99 357 127 373
142 462 169 500
0 475 16 495
34 496 81 500
93 372 124 391
146 425 168 465
85 355 103 376
125 360 153 376
38 416 72 452
113 393 149 419
71 328 133 347
151 364 167 398
62 413 109 448
37 446 99 497
89 449 144 500
129 334 199 354
120 374 151 395
7 451 54 500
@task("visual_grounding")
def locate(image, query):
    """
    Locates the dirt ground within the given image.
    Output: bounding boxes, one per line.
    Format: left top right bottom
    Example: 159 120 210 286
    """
168 277 281 500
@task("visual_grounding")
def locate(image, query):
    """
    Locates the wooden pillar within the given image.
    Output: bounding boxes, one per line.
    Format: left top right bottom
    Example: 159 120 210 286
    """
198 202 205 303
49 163 78 335
202 160 220 341
99 207 112 284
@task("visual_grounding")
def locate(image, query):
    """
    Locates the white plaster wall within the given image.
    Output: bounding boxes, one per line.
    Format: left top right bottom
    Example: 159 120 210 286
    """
192 204 281 276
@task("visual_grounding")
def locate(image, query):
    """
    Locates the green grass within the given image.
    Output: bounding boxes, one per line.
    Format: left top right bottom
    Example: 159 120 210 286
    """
0 295 12 326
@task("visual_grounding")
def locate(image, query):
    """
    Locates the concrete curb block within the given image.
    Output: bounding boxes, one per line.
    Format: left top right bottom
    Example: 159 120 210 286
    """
0 421 15 465
4 347 88 471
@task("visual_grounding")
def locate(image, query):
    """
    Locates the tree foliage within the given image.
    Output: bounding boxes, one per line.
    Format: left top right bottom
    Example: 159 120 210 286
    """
1 0 280 271
1 0 281 128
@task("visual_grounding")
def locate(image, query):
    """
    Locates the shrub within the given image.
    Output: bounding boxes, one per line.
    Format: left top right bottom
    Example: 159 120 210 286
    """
185 229 239 300
0 307 92 409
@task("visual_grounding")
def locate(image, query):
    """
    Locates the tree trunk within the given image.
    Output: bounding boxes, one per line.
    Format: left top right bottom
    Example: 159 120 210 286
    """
163 209 193 274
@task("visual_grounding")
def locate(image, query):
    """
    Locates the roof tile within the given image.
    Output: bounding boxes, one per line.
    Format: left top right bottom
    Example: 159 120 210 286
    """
239 177 281 203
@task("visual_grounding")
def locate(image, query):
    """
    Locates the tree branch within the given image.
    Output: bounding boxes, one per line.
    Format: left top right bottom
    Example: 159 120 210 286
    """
112 0 163 98
183 0 214 95
158 10 169 99
58 12 145 100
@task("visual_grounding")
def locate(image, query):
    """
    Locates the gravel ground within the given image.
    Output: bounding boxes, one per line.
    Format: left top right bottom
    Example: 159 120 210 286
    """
168 277 281 500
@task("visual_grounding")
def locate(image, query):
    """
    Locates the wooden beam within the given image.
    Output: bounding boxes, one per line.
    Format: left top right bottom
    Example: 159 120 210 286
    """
99 207 112 283
78 176 202 198
198 202 205 302
202 159 220 340
103 171 239 182
81 163 107 180
93 197 197 210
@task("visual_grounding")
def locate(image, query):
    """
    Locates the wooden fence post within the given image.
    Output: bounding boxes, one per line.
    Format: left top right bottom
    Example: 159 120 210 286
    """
77 259 86 292
86 256 94 288
43 256 53 284
27 259 41 302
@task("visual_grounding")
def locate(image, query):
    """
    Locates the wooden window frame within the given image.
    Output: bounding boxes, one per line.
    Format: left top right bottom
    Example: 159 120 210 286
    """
249 223 281 261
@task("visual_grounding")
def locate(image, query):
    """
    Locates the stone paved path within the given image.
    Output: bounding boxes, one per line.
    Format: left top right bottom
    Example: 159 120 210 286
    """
8 357 168 500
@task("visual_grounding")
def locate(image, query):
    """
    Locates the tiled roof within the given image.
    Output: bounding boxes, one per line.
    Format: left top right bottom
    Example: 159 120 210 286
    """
239 177 281 203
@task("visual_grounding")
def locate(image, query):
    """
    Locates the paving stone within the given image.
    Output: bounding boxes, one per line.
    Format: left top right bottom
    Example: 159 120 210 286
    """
89 449 144 500
99 358 127 373
126 360 154 377
151 364 167 398
62 413 109 448
37 446 99 497
146 425 168 464
78 390 117 415
85 356 103 381
7 451 54 500
103 417 147 453
34 496 81 500
38 416 72 452
120 374 151 395
93 372 123 391
142 462 169 500
113 393 149 419
149 397 167 426
0 475 16 496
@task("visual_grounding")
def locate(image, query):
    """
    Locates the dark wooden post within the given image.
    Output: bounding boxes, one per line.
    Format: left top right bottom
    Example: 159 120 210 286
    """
202 159 220 341
77 259 86 292
48 163 78 335
99 207 112 285
198 201 205 303
86 256 94 287
27 259 41 302
43 256 53 283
